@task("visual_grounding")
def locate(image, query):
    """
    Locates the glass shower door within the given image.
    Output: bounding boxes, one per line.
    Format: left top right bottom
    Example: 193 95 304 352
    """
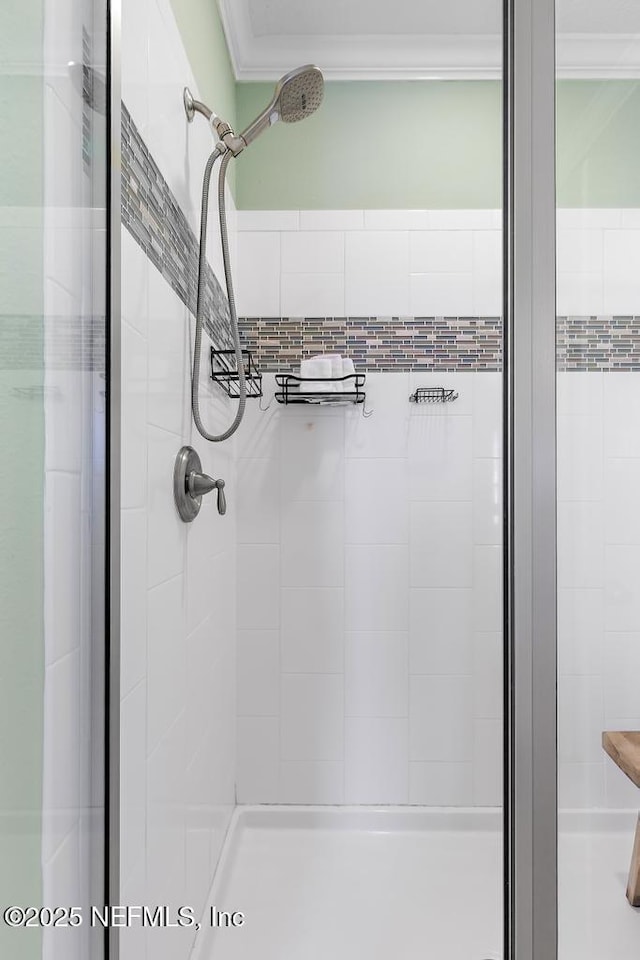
198 2 506 958
0 1 108 958
556 3 640 958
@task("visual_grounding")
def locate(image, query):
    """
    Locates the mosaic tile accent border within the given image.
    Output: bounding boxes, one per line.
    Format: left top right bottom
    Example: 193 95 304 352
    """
118 110 640 374
0 317 44 371
0 316 106 372
12 313 639 373
557 316 640 371
121 104 232 350
238 316 503 372
239 315 640 372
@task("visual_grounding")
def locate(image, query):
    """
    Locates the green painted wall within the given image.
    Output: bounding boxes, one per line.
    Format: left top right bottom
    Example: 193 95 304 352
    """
0 3 44 958
235 80 503 210
557 80 640 207
169 0 237 191
235 78 640 210
168 10 640 210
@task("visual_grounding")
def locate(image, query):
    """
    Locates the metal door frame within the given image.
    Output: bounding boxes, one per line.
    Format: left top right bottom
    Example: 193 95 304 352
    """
105 1 559 958
107 0 122 957
504 1 558 958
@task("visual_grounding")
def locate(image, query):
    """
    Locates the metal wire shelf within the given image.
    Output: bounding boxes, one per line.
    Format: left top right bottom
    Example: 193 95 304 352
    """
409 386 459 404
210 348 263 399
275 372 366 406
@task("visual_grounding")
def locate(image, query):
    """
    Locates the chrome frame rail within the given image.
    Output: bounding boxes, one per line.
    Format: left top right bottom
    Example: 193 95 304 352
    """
107 0 122 957
504 0 558 958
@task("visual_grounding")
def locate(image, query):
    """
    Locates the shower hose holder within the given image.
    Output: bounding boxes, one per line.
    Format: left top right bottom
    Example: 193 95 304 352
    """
211 347 263 399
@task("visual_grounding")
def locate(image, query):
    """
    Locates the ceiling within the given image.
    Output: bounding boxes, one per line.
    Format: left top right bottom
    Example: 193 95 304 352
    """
218 0 640 81
246 0 503 38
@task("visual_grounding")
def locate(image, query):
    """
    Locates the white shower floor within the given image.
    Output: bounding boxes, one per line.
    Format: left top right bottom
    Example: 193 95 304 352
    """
196 806 640 960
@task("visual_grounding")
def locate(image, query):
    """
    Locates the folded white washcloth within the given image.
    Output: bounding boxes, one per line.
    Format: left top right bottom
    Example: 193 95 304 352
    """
328 354 344 382
300 356 334 392
342 357 356 378
298 354 358 394
299 357 321 378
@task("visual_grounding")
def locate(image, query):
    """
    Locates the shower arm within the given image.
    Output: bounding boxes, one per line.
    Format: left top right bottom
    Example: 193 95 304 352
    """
183 86 210 123
183 87 245 156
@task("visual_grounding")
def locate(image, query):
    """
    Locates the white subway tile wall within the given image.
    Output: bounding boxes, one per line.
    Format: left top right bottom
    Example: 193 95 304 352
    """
559 370 640 808
236 371 504 806
235 208 640 812
121 224 239 960
236 217 500 317
236 207 640 319
120 3 238 959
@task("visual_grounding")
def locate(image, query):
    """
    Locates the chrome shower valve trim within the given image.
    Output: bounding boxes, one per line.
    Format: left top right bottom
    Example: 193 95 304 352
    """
174 446 226 523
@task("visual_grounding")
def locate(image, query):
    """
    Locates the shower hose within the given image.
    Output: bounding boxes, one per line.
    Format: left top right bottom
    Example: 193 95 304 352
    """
192 145 247 442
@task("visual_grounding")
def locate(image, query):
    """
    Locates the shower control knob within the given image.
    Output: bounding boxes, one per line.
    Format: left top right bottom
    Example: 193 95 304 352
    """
188 471 227 515
188 470 217 497
187 473 227 517
174 446 227 522
214 479 226 515
218 480 227 515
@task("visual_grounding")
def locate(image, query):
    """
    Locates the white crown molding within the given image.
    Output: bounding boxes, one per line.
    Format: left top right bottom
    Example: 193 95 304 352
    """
218 0 255 76
219 2 640 81
557 35 640 77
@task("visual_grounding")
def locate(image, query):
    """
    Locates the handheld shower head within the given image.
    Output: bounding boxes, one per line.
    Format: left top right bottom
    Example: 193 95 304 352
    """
186 64 324 444
278 64 325 123
239 65 324 148
184 65 324 156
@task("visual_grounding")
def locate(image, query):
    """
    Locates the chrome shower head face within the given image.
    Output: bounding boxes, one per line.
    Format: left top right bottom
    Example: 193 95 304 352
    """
275 65 325 124
238 65 324 149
